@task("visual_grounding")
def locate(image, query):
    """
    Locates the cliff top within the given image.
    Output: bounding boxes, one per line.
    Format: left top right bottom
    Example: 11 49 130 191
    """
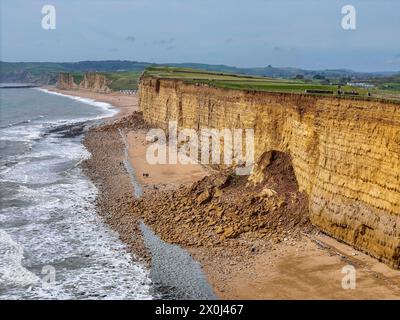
143 66 400 102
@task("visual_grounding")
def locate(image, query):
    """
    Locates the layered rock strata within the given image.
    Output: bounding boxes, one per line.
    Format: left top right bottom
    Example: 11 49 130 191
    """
138 76 400 269
57 72 111 93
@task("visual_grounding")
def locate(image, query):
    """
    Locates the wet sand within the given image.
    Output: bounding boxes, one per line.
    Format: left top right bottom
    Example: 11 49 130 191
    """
195 234 400 299
49 87 400 300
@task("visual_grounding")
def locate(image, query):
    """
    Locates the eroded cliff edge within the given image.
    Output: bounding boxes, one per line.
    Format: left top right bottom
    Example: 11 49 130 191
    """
138 76 400 269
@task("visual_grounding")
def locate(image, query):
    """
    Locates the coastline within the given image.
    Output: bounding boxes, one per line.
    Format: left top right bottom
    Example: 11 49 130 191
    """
46 86 400 300
42 86 137 120
44 86 216 298
0 87 155 299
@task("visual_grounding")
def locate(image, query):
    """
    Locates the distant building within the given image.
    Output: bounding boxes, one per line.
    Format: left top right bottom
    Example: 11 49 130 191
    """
119 89 136 95
347 82 374 89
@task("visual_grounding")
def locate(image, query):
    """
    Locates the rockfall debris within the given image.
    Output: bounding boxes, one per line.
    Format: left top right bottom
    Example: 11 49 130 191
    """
133 151 314 250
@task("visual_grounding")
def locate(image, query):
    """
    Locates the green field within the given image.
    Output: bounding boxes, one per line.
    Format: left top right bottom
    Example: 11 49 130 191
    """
369 75 400 92
100 71 141 91
143 66 372 96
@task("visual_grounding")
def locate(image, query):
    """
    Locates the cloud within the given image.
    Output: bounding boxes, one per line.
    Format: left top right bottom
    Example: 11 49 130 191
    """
273 46 284 52
153 38 175 46
125 36 136 43
273 46 297 53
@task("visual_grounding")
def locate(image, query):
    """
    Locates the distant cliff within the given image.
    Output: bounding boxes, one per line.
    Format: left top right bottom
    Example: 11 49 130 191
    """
80 73 111 93
139 76 400 269
57 73 79 90
0 69 58 85
57 72 111 93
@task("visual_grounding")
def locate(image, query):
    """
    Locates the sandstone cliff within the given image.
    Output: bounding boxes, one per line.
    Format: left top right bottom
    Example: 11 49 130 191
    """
57 72 111 93
80 72 111 93
138 76 400 269
57 72 79 90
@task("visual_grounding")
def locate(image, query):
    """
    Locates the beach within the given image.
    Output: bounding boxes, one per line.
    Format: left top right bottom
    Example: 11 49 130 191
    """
45 86 400 300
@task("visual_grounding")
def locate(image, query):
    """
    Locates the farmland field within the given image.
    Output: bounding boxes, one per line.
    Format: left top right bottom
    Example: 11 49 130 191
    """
143 66 400 101
143 67 368 95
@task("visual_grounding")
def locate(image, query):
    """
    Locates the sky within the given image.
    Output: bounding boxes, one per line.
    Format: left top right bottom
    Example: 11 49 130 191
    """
1 0 399 72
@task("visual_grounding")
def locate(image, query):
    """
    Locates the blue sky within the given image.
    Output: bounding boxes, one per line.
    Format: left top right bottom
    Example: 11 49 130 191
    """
1 0 399 71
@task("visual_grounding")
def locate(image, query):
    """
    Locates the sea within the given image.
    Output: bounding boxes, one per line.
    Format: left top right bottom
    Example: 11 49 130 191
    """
0 87 154 299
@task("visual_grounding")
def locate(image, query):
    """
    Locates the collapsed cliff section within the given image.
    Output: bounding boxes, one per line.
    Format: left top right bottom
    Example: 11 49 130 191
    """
138 76 400 269
134 151 313 249
57 72 111 93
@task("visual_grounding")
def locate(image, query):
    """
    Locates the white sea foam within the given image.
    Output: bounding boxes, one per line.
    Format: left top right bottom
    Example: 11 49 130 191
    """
0 88 153 300
0 124 43 143
0 87 117 146
0 229 39 290
0 134 92 183
0 172 153 299
0 155 154 299
36 88 118 119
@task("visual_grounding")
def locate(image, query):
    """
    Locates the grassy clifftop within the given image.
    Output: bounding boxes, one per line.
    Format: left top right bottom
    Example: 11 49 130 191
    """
143 66 400 101
143 66 368 95
100 71 141 91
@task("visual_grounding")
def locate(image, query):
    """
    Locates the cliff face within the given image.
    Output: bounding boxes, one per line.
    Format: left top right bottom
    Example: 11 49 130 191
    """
0 70 58 85
139 76 400 269
80 72 111 93
57 73 78 90
57 72 111 93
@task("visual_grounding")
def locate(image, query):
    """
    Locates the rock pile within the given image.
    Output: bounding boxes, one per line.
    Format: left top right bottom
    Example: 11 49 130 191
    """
133 151 314 249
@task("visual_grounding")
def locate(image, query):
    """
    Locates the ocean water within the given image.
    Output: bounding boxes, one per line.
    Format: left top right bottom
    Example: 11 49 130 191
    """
0 88 153 299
